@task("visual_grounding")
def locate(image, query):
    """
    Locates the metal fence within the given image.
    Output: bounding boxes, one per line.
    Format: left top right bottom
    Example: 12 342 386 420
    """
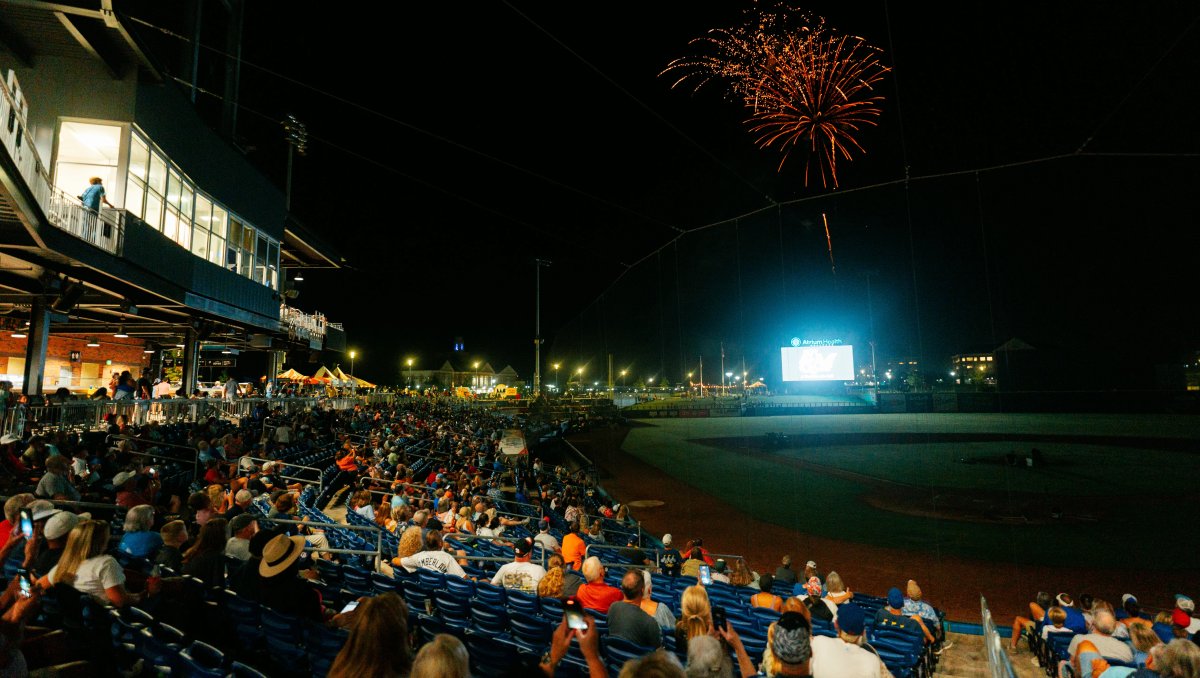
982 596 1017 678
0 396 326 436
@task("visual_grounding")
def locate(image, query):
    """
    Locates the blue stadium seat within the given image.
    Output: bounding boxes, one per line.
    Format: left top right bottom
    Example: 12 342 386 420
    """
229 661 269 678
470 605 510 636
506 588 540 615
507 609 553 654
604 636 659 674
178 640 226 678
465 631 522 675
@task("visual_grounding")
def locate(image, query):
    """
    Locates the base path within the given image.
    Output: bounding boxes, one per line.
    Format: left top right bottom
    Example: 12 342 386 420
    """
568 421 1200 622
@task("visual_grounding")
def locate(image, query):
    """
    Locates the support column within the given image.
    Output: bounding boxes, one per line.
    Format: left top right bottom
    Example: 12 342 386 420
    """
182 327 200 397
21 299 50 398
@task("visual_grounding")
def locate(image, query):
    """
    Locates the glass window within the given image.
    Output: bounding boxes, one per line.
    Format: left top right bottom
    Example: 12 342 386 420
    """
210 205 227 239
209 235 224 266
179 181 193 220
54 121 122 200
267 240 279 289
125 179 144 219
177 216 191 249
242 224 255 253
129 136 149 180
194 193 211 226
191 224 209 259
255 235 268 283
166 170 183 210
228 218 242 246
144 192 162 229
226 244 239 272
163 208 178 241
148 153 167 194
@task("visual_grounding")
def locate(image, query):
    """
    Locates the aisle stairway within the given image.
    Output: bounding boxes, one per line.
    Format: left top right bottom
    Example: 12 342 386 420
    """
933 632 1044 678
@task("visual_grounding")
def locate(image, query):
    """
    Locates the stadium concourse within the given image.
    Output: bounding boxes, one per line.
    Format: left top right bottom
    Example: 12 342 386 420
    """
0 397 1194 676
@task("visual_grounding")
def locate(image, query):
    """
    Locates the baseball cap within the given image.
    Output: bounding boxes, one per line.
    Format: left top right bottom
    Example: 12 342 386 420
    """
805 577 823 598
44 511 88 540
772 612 812 664
662 533 672 546
888 587 905 609
112 470 137 486
1121 593 1137 606
837 603 867 636
229 513 258 534
513 537 533 557
1173 608 1191 628
1176 595 1195 613
806 560 817 569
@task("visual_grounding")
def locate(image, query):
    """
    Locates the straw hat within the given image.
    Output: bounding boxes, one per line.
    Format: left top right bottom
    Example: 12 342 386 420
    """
258 534 307 578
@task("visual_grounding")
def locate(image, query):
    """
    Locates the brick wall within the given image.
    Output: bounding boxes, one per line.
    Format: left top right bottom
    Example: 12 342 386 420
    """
0 334 149 392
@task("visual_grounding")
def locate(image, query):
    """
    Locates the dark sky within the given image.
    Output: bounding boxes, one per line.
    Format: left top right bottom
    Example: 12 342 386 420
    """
125 1 1200 385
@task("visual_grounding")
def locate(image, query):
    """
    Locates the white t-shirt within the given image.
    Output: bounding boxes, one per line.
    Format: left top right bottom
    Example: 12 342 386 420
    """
400 550 466 577
274 425 292 443
810 635 882 678
48 555 124 602
490 561 546 593
534 532 560 552
225 538 251 561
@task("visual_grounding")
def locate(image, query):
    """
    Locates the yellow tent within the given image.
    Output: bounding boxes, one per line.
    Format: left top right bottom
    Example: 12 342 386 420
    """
276 368 307 381
312 366 336 383
353 375 377 389
332 366 352 383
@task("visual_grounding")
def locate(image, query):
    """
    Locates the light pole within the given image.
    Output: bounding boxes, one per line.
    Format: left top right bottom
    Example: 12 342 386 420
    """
405 358 414 390
552 363 560 392
473 361 481 393
725 372 733 397
534 259 550 395
576 367 584 394
620 369 627 391
349 350 357 393
687 371 694 396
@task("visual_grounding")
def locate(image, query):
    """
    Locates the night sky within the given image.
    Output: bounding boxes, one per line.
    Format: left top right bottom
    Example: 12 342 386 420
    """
125 1 1200 385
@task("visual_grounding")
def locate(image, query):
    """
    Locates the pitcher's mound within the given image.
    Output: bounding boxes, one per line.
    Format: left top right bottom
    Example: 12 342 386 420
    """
626 500 665 509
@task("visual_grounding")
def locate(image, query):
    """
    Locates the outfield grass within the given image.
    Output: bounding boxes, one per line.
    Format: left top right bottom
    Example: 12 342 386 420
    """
619 413 1200 569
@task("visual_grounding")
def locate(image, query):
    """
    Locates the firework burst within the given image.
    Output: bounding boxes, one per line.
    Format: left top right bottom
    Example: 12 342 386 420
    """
663 5 891 187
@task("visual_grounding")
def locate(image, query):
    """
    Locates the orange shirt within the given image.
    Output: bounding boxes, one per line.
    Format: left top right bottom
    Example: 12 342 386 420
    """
575 581 623 614
751 592 783 612
562 532 586 570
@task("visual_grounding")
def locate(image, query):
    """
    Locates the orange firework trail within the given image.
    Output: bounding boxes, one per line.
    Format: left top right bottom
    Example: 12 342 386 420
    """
662 4 891 188
822 212 836 275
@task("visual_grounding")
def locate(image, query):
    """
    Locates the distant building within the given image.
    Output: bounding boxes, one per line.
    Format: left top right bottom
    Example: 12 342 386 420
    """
403 358 520 392
950 351 996 386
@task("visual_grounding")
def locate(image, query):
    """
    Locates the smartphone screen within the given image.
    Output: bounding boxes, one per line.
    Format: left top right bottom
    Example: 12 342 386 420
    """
17 569 31 598
699 564 712 586
712 605 727 630
340 600 359 614
564 598 587 631
19 510 32 540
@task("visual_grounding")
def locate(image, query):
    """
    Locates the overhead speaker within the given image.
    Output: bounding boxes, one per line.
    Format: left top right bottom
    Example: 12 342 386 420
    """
51 281 86 313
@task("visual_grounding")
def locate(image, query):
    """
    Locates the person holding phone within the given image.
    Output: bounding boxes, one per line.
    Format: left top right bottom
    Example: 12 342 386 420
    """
538 603 606 678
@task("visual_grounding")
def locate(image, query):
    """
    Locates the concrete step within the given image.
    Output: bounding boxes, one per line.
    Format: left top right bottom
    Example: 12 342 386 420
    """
931 632 1044 678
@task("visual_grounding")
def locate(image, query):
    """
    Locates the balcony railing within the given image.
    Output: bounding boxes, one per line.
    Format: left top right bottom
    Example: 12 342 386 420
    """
0 71 123 255
280 304 327 341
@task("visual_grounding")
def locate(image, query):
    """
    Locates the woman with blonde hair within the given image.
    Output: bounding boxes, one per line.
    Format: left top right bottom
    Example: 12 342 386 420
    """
537 566 564 598
824 571 853 605
206 484 229 515
42 520 157 607
410 633 469 678
328 592 413 678
674 585 713 654
392 526 423 568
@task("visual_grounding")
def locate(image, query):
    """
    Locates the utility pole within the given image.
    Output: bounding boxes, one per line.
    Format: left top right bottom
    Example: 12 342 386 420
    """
607 353 614 400
534 259 550 395
720 342 726 395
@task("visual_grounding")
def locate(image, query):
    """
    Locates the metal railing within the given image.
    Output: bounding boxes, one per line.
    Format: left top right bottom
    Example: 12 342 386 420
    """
584 543 659 571
280 305 326 341
261 516 383 559
1 396 322 436
0 73 124 255
982 596 1017 678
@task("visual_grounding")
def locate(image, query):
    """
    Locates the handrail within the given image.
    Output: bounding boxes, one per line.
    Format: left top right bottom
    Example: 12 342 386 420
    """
982 596 1017 677
583 543 658 571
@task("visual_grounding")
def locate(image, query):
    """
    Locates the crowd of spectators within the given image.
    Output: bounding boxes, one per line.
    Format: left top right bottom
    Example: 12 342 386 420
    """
0 393 1190 678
